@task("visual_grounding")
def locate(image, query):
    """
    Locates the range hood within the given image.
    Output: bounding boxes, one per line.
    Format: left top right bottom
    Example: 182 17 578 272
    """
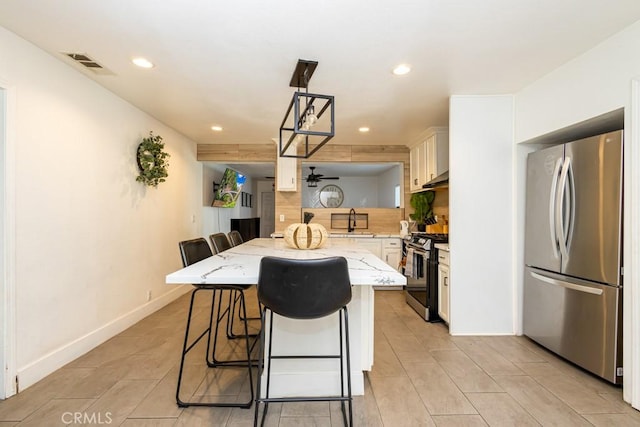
422 171 449 189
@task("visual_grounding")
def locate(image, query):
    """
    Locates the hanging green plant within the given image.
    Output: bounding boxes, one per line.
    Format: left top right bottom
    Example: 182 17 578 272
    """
136 132 170 187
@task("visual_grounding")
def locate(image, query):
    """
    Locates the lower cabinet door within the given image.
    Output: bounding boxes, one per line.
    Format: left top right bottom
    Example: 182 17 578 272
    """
438 264 450 324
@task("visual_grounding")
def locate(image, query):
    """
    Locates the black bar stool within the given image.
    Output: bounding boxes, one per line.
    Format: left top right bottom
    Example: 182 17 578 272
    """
254 256 353 426
210 232 259 339
226 230 261 325
209 232 232 253
175 238 255 408
228 230 244 247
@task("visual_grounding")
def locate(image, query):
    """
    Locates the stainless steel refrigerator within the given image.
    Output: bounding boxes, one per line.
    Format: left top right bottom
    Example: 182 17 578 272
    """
523 130 623 384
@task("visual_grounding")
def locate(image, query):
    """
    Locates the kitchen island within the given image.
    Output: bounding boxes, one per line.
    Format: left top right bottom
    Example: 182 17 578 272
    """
166 237 406 397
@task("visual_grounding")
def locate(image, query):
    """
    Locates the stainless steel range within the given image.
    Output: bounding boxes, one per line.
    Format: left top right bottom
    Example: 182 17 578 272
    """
404 233 449 322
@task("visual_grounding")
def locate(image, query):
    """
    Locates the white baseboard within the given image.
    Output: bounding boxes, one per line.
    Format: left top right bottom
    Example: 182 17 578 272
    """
16 285 191 391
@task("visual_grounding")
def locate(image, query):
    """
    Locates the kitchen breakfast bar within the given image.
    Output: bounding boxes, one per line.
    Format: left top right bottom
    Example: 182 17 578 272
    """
165 237 406 397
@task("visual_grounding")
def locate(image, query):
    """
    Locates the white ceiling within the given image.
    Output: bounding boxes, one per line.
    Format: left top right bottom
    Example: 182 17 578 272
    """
2 1 640 148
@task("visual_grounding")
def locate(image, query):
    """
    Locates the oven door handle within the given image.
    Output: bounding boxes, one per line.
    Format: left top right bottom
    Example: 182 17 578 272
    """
406 245 429 257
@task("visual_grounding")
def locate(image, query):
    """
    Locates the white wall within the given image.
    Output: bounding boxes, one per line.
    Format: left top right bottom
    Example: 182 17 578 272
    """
302 177 379 208
515 22 640 142
514 19 640 408
377 165 401 208
0 26 203 391
449 95 514 335
0 85 7 398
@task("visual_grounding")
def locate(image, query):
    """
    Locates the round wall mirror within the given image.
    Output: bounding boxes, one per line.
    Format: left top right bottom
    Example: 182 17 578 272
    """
319 184 344 208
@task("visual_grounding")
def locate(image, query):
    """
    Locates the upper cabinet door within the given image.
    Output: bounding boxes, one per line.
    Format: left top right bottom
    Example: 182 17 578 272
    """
276 145 297 191
409 141 426 192
409 127 448 193
426 130 449 182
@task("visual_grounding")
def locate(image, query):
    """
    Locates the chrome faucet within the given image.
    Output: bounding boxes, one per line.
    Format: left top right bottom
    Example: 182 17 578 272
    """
348 208 357 232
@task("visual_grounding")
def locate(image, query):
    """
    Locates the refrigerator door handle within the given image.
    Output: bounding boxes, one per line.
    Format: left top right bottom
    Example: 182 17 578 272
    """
530 271 604 295
555 157 571 266
565 159 576 253
549 158 563 259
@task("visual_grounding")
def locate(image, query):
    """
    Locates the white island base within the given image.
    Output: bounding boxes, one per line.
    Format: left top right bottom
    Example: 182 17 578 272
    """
260 285 374 397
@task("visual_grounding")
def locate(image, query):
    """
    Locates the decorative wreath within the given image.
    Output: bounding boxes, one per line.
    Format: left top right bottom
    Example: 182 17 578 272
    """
136 132 170 187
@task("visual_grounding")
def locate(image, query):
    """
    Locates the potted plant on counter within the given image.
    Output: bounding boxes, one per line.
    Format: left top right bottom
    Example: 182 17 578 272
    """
409 191 435 232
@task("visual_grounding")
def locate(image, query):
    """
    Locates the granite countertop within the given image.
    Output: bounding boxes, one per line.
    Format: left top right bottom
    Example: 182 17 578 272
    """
167 237 407 286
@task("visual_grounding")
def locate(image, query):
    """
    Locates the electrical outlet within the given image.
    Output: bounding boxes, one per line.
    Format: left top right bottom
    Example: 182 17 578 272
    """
146 290 152 302
279 214 285 222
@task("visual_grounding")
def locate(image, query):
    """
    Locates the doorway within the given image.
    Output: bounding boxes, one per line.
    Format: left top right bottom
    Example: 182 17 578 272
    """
260 191 275 237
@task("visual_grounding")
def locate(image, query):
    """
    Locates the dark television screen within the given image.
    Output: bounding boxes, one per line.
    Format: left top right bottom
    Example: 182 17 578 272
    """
212 168 246 207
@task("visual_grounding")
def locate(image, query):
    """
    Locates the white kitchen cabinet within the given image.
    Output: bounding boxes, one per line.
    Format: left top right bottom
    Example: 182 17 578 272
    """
276 150 297 192
382 238 402 271
409 141 426 192
425 129 449 183
408 127 448 192
437 248 450 324
354 238 401 271
354 238 382 259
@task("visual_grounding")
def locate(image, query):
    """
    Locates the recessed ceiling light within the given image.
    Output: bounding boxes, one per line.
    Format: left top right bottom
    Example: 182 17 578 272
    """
211 125 223 132
132 57 154 69
358 127 370 133
392 64 411 75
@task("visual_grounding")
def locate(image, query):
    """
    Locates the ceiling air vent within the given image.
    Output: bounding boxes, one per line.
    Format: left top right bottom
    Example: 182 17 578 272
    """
62 52 114 75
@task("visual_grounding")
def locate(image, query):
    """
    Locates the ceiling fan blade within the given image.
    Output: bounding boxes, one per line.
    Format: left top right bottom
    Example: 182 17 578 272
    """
306 167 339 182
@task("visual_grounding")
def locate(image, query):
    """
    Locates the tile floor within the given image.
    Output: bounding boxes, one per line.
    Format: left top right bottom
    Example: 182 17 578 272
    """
0 290 638 426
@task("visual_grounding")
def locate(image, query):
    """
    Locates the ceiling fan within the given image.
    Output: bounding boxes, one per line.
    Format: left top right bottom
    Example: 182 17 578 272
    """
306 166 339 185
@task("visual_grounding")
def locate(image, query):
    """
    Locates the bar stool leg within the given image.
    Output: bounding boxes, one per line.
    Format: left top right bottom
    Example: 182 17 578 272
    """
228 290 259 339
176 288 216 407
238 289 256 407
208 289 226 367
253 309 267 427
254 310 275 427
253 308 352 426
343 307 353 426
209 289 259 368
177 287 255 408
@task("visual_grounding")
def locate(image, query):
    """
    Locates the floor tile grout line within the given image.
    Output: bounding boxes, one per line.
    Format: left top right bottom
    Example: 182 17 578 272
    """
493 373 596 425
525 372 629 417
388 302 466 423
465 389 544 426
388 304 435 425
362 371 385 426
